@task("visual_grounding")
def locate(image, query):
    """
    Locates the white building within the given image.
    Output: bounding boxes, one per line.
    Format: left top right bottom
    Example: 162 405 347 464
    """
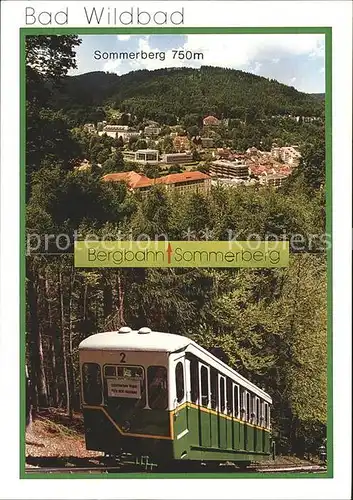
162 152 193 164
144 126 161 137
210 160 250 180
99 125 140 142
259 172 288 188
84 123 96 133
135 149 159 163
270 145 301 167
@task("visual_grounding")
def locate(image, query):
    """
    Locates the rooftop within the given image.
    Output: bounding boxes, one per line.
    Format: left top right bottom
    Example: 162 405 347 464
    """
136 149 159 154
102 170 210 189
212 160 248 167
203 115 221 125
79 329 191 353
156 171 210 185
102 171 150 189
265 173 288 180
164 152 192 157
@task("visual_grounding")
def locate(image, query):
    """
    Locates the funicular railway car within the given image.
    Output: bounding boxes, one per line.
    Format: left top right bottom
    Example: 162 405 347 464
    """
79 327 272 468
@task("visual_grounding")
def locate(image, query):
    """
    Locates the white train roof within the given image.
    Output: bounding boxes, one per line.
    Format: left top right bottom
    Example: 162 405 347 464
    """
79 328 191 353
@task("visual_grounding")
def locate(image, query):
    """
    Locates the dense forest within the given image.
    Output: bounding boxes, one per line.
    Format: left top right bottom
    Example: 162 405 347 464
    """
26 35 327 457
51 66 324 127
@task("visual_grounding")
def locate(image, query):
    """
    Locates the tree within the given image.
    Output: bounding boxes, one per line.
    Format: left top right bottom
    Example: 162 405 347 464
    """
192 149 201 161
187 125 200 138
144 164 159 178
96 148 111 165
299 140 325 189
183 114 202 128
129 136 139 149
26 36 83 191
26 35 81 109
168 164 182 174
102 151 125 174
114 136 124 149
118 113 130 125
134 139 148 151
27 110 82 177
160 136 173 153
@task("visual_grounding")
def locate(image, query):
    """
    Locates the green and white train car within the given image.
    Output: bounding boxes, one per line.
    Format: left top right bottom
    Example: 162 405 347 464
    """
79 326 272 467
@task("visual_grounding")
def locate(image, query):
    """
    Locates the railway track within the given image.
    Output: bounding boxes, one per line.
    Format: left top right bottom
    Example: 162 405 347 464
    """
25 463 327 475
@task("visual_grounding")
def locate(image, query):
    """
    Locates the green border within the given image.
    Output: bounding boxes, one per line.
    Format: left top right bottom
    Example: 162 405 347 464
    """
20 26 332 480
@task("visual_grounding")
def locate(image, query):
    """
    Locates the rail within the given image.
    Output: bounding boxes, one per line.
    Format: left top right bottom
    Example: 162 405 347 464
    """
25 463 327 475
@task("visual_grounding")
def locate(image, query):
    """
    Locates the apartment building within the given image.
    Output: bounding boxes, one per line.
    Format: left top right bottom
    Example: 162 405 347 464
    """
270 145 301 167
99 125 140 142
210 160 250 180
259 172 287 188
102 170 211 195
135 149 159 163
162 152 193 164
156 171 211 195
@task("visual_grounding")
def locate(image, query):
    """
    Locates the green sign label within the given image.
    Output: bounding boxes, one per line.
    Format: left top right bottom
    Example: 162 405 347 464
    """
74 241 289 268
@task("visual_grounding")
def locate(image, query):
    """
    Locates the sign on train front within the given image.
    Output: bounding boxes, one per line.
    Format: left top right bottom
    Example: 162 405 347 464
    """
107 378 141 398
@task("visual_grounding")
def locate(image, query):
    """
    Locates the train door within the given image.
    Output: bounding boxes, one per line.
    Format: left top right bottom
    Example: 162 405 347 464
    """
260 400 264 451
199 363 211 448
264 402 270 453
254 397 260 452
239 388 246 450
250 393 256 452
226 378 233 450
233 383 240 449
218 375 227 448
172 356 188 441
210 368 219 448
245 391 250 450
188 356 200 447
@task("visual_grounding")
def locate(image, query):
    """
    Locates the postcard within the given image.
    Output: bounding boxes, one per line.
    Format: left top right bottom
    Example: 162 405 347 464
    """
0 1 351 499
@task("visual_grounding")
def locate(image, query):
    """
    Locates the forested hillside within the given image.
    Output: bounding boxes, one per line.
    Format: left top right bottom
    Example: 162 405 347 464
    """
52 66 324 125
26 36 327 458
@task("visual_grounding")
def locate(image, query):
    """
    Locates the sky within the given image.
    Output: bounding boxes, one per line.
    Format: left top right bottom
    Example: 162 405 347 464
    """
69 34 325 94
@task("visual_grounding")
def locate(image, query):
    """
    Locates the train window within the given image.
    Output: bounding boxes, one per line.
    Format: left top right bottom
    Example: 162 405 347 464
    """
264 403 269 428
259 400 264 426
210 368 218 410
234 384 239 418
200 365 209 407
175 362 184 403
226 378 233 415
246 392 251 421
219 377 226 413
190 357 199 404
148 366 168 410
82 363 102 405
104 365 116 378
240 388 246 419
256 398 260 425
104 365 146 408
251 394 256 421
117 366 143 378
